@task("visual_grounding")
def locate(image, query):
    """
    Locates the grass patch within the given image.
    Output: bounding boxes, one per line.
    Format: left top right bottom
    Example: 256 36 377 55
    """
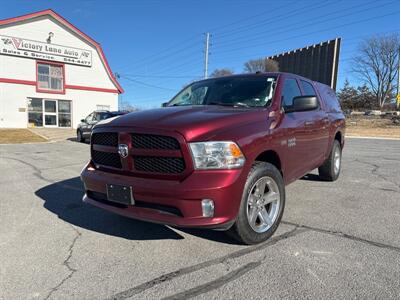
346 116 400 138
0 129 48 144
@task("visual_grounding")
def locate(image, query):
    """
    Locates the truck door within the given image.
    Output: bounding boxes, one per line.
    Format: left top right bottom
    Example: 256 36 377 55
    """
299 80 330 168
279 77 309 181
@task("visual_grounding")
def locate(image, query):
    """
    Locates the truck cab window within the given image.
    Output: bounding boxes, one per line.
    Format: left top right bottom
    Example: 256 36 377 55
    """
282 78 301 110
300 80 317 96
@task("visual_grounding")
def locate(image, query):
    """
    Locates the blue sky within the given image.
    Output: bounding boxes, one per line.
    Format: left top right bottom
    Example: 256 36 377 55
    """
1 0 399 109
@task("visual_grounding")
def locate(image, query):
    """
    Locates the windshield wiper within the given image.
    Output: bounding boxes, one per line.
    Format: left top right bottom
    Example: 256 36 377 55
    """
208 101 249 108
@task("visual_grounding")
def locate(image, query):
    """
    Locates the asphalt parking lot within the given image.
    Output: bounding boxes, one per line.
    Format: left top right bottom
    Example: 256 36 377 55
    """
0 138 399 299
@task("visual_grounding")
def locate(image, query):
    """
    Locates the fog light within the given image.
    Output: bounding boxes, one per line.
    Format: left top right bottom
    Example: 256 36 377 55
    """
201 199 214 217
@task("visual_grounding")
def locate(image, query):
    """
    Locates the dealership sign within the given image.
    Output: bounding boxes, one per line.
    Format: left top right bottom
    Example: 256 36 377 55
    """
0 35 92 67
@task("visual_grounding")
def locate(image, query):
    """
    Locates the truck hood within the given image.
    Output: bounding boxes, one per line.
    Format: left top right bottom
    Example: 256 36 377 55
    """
96 106 269 141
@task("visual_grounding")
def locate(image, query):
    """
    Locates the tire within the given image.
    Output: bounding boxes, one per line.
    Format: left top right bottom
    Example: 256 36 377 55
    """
318 140 342 181
77 130 85 143
228 162 285 245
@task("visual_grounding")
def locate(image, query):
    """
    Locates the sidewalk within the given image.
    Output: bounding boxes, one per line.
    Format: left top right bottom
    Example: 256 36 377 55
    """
29 128 76 142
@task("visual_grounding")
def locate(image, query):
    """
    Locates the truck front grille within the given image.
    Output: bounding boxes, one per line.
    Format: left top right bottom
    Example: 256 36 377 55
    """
91 132 186 174
131 133 180 150
133 156 185 174
92 150 122 169
91 132 118 146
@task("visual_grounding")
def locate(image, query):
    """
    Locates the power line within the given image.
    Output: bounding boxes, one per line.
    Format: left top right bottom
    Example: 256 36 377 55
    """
206 0 307 34
211 10 400 55
115 34 200 69
119 74 201 79
213 0 385 48
214 1 337 39
212 1 397 53
115 1 332 73
120 76 177 91
207 28 400 73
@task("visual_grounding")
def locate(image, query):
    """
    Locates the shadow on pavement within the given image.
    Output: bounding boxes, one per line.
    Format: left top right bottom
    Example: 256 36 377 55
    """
35 177 183 241
67 137 90 144
35 177 237 244
300 173 323 181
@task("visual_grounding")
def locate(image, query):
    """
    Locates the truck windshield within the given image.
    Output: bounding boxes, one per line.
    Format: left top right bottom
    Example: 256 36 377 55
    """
167 76 277 108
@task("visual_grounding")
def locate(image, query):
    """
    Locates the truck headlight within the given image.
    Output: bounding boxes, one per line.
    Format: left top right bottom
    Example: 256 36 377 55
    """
189 141 245 170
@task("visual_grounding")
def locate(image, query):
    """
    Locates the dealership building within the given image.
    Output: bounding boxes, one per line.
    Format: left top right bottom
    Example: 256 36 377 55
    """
0 9 123 129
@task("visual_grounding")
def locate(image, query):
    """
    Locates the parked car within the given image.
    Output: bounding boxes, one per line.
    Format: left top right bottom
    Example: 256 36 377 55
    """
81 73 345 244
77 110 127 142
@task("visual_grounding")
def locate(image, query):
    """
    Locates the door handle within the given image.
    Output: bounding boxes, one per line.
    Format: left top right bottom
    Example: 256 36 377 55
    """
305 121 314 126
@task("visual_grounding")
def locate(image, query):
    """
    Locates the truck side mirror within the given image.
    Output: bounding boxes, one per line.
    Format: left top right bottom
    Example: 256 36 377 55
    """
292 96 319 112
161 102 169 107
81 119 86 123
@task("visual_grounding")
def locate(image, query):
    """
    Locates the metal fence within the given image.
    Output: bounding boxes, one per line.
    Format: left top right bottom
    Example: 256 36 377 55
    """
267 38 341 90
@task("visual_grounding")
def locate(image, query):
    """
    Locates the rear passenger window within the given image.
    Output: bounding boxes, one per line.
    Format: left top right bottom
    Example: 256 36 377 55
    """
300 80 316 96
282 79 301 109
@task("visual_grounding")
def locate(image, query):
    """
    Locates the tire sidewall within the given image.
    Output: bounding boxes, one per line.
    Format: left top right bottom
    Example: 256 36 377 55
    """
234 162 285 245
331 140 342 180
77 130 83 142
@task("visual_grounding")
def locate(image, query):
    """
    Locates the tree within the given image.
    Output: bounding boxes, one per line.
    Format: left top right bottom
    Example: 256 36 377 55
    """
264 59 279 72
244 58 279 73
120 103 140 112
210 68 234 77
337 79 358 110
351 34 400 109
356 84 376 110
337 80 377 110
244 58 265 73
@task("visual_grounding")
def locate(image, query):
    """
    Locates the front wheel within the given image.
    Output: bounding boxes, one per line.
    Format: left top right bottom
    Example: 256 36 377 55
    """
228 162 285 245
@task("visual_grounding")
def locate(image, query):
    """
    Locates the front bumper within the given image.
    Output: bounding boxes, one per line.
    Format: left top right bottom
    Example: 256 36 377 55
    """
80 162 246 229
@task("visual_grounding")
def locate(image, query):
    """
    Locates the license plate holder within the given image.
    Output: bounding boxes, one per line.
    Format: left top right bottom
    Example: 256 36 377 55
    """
106 184 134 205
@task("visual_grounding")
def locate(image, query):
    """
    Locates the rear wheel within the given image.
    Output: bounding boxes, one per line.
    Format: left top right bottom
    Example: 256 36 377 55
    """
228 162 285 245
77 130 85 143
318 140 341 181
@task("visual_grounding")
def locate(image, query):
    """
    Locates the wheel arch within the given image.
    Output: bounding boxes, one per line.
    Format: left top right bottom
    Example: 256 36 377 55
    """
334 130 344 148
254 150 283 176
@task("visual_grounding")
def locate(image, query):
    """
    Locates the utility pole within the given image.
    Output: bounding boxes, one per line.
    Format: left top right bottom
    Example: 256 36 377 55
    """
203 33 210 79
115 72 121 110
397 46 400 110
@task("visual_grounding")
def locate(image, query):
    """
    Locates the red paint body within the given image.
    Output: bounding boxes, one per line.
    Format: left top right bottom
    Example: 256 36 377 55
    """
81 73 345 229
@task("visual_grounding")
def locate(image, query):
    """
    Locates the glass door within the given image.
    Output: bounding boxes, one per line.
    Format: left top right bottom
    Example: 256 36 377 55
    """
44 99 58 127
28 98 43 127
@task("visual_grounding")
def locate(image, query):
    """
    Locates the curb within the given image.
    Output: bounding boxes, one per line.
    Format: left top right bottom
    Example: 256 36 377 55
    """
346 135 400 141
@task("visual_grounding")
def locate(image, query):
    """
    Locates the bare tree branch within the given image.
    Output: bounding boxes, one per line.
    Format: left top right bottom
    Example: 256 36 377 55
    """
351 34 399 108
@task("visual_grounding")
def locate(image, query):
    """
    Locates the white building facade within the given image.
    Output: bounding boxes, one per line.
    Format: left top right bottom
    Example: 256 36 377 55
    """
0 9 123 129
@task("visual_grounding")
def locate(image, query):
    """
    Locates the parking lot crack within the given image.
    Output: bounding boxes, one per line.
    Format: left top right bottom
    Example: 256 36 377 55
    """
162 261 262 300
43 225 82 300
105 226 306 300
2 156 83 192
354 158 400 190
2 156 54 184
282 221 400 253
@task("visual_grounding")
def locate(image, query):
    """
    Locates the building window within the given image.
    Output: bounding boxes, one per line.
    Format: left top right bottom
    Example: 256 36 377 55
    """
37 63 64 93
28 98 43 127
58 100 72 127
27 98 72 128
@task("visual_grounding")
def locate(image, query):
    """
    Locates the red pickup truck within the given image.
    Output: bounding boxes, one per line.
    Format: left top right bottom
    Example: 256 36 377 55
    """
81 72 345 244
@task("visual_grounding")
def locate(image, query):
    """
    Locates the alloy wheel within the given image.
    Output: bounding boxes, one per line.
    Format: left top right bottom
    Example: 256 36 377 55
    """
246 176 280 233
